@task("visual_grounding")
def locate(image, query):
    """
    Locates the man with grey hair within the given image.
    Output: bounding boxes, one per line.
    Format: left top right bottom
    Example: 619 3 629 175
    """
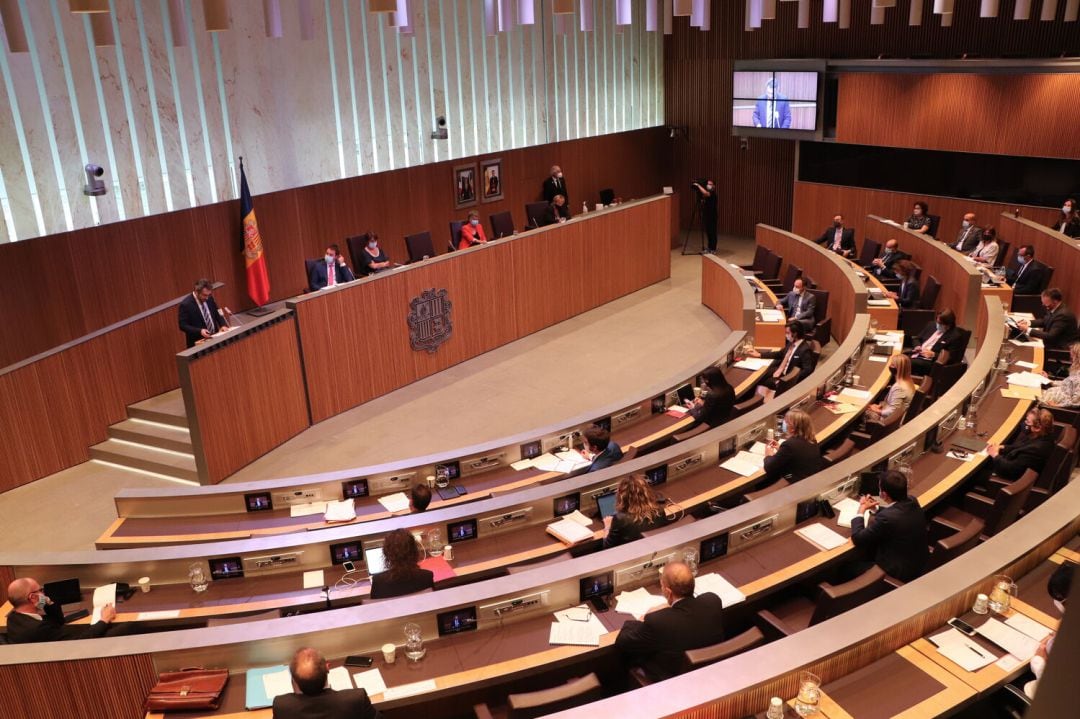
272 647 381 719
614 562 725 681
542 164 569 205
4 577 116 643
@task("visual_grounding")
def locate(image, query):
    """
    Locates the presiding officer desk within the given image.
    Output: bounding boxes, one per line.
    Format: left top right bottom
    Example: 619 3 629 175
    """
1 299 1061 719
179 195 674 484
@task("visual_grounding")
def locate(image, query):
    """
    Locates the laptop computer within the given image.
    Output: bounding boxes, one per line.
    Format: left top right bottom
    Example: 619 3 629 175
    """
951 435 987 453
675 383 695 405
595 491 617 520
365 546 386 575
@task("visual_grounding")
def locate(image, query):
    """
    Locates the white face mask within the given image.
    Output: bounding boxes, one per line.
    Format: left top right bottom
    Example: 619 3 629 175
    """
325 254 334 264
469 219 479 226
367 242 378 250
962 220 970 228
35 591 49 611
1064 205 1072 214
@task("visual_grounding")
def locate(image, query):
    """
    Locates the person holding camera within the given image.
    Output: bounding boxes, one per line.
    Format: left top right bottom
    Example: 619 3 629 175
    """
692 179 718 254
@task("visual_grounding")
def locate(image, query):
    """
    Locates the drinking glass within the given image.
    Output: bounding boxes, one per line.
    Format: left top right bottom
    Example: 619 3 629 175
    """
404 622 426 661
682 548 699 576
794 671 820 716
188 563 209 593
988 575 1017 614
427 528 444 557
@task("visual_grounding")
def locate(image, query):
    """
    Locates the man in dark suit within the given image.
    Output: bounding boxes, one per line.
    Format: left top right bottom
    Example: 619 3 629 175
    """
887 260 920 308
747 321 817 398
908 309 966 375
867 238 910 280
308 244 356 291
1003 245 1050 296
776 277 816 334
815 214 856 258
540 194 571 226
178 278 231 348
583 426 623 473
542 165 568 204
752 78 791 129
950 213 982 254
1016 288 1079 350
615 562 724 682
272 647 381 719
850 471 929 582
4 577 117 643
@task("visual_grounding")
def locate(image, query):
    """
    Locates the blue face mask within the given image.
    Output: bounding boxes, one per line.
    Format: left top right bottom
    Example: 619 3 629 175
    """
469 219 479 226
781 420 788 434
935 323 945 333
35 591 49 611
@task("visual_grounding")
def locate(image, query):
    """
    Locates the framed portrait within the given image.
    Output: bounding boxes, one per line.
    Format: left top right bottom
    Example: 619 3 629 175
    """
454 163 478 209
480 158 503 203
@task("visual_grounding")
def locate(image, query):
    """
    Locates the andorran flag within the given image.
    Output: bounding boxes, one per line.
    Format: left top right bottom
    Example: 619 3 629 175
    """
240 159 270 307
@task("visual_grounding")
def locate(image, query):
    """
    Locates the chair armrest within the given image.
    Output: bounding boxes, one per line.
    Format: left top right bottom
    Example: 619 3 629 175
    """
755 609 796 640
1000 682 1033 708
473 703 496 719
962 492 995 519
884 574 905 589
930 515 966 542
673 423 709 442
850 430 874 450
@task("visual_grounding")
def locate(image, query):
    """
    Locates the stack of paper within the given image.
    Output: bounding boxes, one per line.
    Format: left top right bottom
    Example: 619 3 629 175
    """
324 498 355 522
1004 613 1053 642
733 357 773 371
868 299 892 307
1006 372 1051 388
873 333 902 346
1010 338 1043 348
1002 386 1042 400
614 587 668 620
548 605 607 646
720 451 766 477
823 402 860 414
135 609 181 621
510 457 534 470
747 441 771 455
91 583 116 624
928 628 997 672
302 570 325 589
666 404 690 416
327 666 353 691
757 309 784 322
561 510 594 528
795 523 848 551
1012 360 1037 369
377 492 411 513
351 668 387 696
245 665 292 709
694 573 746 607
290 501 328 518
837 387 871 401
976 617 1040 660
546 518 595 545
530 453 563 472
834 498 869 529
382 679 438 700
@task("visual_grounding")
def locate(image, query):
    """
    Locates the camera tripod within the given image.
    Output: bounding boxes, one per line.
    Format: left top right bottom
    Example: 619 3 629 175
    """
682 193 708 255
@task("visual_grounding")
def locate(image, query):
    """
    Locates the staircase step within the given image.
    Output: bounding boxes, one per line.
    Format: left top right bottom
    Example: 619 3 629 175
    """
128 389 188 429
90 439 197 482
107 418 192 453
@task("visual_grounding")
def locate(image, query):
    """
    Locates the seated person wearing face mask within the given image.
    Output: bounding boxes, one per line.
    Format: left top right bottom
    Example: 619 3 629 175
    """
358 233 393 275
458 210 488 250
905 201 931 234
968 226 1000 266
776 277 816 334
985 408 1056 481
887 260 920 308
5 577 118 643
815 214 856 258
1000 245 1050 295
1014 288 1079 351
907 309 965 375
1050 198 1080 238
582 426 623 473
864 354 915 425
762 409 825 484
951 213 981 253
849 470 929 582
540 194 571 226
745 321 817 397
683 366 736 431
867 238 910 280
308 244 356 291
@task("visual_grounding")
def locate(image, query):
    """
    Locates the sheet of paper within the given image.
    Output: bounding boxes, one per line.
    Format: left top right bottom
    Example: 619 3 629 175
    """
530 453 563 472
995 654 1023 672
511 458 535 471
135 610 181 621
549 620 602 646
719 450 766 477
795 523 847 551
262 668 294 700
1010 338 1043 347
1012 360 1037 369
351 668 387 697
937 643 997 672
837 387 871 401
381 679 438 700
976 617 1040 660
91 583 116 624
733 357 773 371
748 441 769 455
290 501 328 517
757 308 785 322
868 299 892 307
835 498 869 529
377 492 411 513
873 333 901 344
614 587 667 619
302 570 325 589
1005 613 1053 642
824 402 860 414
327 666 353 691
666 404 689 415
547 518 595 545
1001 386 1042 400
867 355 889 363
1006 372 1052 388
324 499 355 522
694 573 746 606
563 510 594 528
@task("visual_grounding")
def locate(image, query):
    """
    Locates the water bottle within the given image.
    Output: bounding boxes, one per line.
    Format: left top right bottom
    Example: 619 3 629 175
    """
582 201 588 214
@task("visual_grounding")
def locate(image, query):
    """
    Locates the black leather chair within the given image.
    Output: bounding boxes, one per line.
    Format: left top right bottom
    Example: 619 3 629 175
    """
926 214 941 239
473 673 603 719
490 211 515 239
1010 265 1054 314
858 238 881 268
733 393 764 415
927 517 985 571
932 468 1038 541
742 245 769 274
345 233 371 275
756 567 888 639
764 264 801 295
524 201 549 229
630 627 766 688
405 231 435 262
808 289 830 344
919 275 941 310
448 220 465 252
303 259 318 291
759 252 782 282
599 188 615 205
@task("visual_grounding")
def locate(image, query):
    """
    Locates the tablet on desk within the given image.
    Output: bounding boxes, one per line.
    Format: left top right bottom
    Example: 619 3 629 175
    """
595 491 617 520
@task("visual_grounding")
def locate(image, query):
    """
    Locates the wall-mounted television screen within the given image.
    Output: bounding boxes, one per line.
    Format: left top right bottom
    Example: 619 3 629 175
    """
732 70 819 132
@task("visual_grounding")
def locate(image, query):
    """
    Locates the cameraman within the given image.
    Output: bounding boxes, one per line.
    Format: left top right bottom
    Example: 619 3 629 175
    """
692 179 718 254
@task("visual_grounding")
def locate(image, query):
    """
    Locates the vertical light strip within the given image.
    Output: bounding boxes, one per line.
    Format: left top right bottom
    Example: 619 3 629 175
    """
520 21 530 146
109 1 150 215
323 0 346 177
180 0 218 201
17 0 74 231
603 0 610 133
466 1 479 154
376 9 396 169
211 35 237 198
550 11 559 141
48 0 100 226
0 44 44 237
562 19 570 139
572 12 579 138
393 29 410 166
342 0 364 174
530 17 538 146
503 30 513 149
593 6 601 135
479 3 492 151
81 12 125 220
157 0 196 207
450 6 465 155
582 18 589 137
408 27 423 166
359 9 381 171
436 4 455 158
493 18 504 150
422 1 439 163
0 167 16 241
626 6 633 130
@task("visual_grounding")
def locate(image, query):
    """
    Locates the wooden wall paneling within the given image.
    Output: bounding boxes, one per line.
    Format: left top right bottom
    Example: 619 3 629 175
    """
180 313 310 483
511 225 591 336
701 256 755 332
998 213 1080 306
836 73 1080 159
0 653 157 719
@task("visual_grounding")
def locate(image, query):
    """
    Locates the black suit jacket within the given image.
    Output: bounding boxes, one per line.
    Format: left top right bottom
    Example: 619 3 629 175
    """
850 498 929 582
272 688 381 719
762 339 817 385
369 568 434 599
540 203 571 226
1006 260 1049 295
615 593 725 681
178 293 225 348
951 225 982 254
308 261 356 291
895 278 921 309
5 605 112 643
688 385 735 430
912 323 965 365
869 249 910 279
542 176 569 204
816 226 856 257
1028 305 1079 350
762 437 826 483
993 433 1055 481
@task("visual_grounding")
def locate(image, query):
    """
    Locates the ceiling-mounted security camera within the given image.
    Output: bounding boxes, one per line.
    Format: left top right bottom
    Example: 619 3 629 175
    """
431 115 448 140
83 164 106 196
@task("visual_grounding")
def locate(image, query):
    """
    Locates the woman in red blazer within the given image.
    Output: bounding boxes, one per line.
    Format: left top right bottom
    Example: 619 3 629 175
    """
458 210 488 250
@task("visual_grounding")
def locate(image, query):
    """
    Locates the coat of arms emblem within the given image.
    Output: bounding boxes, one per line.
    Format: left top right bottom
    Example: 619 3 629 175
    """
408 288 452 353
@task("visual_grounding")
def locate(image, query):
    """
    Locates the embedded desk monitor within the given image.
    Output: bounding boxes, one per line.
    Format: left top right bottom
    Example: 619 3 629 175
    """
330 541 362 566
437 606 478 637
732 70 819 132
593 416 612 432
645 465 668 487
675 384 695 405
244 492 273 512
43 578 82 606
554 492 581 517
209 557 244 580
341 478 369 499
858 471 881 497
580 571 614 611
447 518 478 542
700 533 729 563
520 440 543 460
365 546 387 575
435 461 461 481
796 498 820 524
595 490 617 520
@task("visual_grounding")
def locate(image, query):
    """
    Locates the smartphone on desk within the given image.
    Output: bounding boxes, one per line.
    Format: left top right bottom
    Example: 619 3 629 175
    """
947 617 977 636
344 655 374 667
